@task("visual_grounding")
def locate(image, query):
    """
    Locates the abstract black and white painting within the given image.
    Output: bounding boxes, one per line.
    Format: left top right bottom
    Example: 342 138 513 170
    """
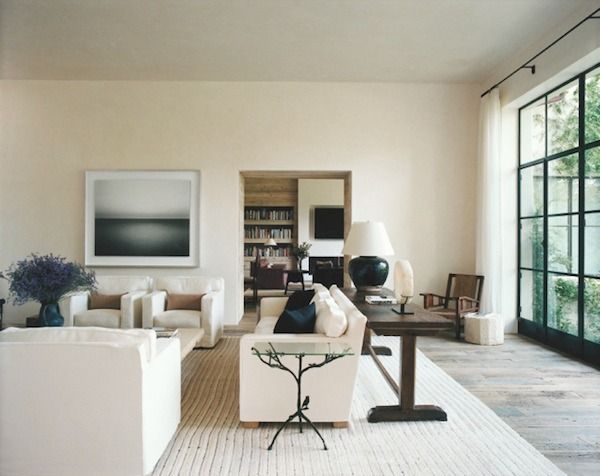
85 171 200 267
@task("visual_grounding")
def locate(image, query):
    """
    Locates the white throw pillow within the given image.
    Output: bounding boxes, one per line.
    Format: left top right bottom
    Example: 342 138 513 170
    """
314 297 348 338
310 284 331 304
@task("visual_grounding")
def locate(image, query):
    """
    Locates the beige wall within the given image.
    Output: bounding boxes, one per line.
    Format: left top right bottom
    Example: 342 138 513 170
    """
0 81 480 325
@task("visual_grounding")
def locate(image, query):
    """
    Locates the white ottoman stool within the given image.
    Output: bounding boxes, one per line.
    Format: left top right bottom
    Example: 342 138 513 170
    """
464 313 504 345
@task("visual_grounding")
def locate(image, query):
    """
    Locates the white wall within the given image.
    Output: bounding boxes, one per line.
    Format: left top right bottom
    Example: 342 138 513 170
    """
0 81 480 325
297 178 344 269
483 5 600 106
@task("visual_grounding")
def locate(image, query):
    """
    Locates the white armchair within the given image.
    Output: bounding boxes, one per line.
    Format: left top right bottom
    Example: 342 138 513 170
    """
143 276 224 348
60 275 152 329
0 326 181 476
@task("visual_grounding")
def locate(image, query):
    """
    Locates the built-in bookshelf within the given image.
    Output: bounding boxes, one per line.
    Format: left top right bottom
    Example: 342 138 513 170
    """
242 177 299 279
243 206 296 260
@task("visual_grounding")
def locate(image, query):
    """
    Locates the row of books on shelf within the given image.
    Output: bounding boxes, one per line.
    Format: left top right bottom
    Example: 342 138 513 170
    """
244 227 293 239
245 208 294 221
244 245 292 257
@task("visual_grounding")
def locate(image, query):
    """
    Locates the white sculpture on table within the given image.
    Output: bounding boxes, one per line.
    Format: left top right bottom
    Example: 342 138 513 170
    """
393 260 415 315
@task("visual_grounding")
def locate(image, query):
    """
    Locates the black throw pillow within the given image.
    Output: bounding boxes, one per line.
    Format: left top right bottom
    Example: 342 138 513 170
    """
285 289 316 310
274 303 316 334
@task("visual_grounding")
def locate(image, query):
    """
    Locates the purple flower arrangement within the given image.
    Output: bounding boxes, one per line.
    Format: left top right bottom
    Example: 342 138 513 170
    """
1 254 96 305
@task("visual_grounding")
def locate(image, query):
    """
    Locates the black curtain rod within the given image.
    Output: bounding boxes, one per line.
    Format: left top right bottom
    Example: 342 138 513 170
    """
481 7 600 98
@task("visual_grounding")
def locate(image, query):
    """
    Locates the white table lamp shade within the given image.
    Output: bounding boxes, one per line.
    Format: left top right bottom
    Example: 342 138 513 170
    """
342 221 394 256
394 260 414 302
264 238 277 247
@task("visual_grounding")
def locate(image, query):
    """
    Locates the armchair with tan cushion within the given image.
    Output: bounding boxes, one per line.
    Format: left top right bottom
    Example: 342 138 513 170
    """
420 273 484 339
60 275 152 329
142 276 224 348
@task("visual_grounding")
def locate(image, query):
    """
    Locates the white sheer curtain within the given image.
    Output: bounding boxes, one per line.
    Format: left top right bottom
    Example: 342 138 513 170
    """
476 88 502 314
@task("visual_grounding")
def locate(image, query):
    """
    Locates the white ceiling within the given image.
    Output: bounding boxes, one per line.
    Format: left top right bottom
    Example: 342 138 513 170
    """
0 0 598 82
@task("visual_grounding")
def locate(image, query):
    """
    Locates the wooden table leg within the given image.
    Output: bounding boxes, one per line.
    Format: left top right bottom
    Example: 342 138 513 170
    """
400 335 416 409
361 328 392 356
367 335 447 422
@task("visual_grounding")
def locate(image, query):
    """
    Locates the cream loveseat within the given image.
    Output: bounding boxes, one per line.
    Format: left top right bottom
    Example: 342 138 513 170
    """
0 327 181 476
143 276 224 348
240 284 367 425
60 275 152 328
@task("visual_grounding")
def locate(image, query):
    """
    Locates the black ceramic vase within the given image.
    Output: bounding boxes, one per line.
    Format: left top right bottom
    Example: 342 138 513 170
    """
348 256 389 292
39 302 64 327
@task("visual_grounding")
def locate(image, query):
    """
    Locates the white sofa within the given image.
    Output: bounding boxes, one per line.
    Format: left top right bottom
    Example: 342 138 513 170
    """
240 284 367 425
143 276 224 348
60 275 152 328
0 326 181 476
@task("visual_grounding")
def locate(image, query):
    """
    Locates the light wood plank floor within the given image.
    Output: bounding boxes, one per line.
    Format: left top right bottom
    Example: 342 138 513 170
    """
229 306 600 475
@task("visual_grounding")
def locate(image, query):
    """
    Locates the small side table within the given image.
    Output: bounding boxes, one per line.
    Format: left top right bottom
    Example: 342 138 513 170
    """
26 316 41 327
464 313 504 345
283 269 311 294
251 342 353 450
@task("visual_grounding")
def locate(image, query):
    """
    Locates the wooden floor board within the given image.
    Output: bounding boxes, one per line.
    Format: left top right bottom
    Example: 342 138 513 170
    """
230 305 600 475
418 332 600 476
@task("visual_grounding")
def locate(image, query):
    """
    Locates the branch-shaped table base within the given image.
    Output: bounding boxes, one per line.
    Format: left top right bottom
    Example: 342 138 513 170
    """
252 343 350 451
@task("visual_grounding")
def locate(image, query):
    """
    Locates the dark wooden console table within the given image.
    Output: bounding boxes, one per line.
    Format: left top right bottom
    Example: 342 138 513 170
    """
342 288 453 423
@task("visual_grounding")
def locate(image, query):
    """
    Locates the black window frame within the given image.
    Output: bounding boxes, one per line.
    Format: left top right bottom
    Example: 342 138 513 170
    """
518 61 600 366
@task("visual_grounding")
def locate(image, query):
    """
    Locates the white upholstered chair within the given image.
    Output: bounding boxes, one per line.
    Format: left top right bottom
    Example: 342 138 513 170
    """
60 275 152 329
142 276 224 348
239 284 366 425
0 326 181 476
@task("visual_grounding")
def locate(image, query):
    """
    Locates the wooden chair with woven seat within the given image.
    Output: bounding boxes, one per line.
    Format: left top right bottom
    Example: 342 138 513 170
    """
420 273 484 339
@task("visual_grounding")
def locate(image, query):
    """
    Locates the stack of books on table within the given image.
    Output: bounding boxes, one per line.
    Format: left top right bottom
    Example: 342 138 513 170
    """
153 328 179 338
365 295 397 305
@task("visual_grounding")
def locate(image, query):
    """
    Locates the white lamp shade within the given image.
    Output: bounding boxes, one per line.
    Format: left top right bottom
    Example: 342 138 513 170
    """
264 238 278 247
394 260 414 303
342 221 394 256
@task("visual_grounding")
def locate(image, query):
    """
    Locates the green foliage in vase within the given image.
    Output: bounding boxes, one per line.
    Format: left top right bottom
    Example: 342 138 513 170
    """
292 242 312 262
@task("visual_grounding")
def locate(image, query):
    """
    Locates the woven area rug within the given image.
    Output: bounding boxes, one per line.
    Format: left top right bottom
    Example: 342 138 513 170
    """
153 336 564 476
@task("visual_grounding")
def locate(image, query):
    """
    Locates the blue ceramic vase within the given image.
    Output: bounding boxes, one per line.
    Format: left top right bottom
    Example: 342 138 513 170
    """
39 302 64 327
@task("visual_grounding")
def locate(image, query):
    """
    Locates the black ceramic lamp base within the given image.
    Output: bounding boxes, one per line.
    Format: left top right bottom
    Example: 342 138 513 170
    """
348 256 389 292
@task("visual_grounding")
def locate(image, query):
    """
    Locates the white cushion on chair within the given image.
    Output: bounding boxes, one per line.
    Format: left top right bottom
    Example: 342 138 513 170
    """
153 310 201 328
0 327 157 362
74 309 121 328
255 316 278 334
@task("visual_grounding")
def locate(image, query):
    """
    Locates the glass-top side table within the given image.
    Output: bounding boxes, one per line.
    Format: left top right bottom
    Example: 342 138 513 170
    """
251 342 353 450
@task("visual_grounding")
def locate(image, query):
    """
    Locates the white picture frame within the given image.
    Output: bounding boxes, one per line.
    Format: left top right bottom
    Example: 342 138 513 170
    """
85 170 200 267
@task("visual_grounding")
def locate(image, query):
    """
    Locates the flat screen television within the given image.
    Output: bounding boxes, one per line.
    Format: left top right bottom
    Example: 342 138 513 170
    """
314 207 344 239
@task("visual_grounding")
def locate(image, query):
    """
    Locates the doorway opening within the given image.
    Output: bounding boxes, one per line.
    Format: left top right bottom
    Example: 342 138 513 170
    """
239 171 352 320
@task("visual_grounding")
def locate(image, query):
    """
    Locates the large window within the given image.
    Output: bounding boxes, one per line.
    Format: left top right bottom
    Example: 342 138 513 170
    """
519 63 600 363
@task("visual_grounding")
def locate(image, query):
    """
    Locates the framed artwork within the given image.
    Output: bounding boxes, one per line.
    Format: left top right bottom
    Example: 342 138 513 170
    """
85 170 200 267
